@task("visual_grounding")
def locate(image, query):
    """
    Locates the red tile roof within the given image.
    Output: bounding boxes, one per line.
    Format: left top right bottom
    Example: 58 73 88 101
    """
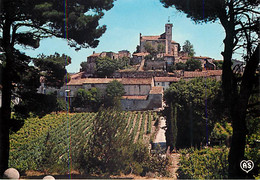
183 70 222 78
154 77 180 82
67 78 121 86
132 52 149 57
122 95 147 100
149 86 163 94
70 72 84 80
141 36 161 40
89 53 101 57
207 70 222 76
121 78 153 85
67 77 153 86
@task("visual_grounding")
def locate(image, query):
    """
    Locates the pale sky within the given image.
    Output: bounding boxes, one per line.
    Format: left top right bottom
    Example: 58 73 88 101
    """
21 0 227 73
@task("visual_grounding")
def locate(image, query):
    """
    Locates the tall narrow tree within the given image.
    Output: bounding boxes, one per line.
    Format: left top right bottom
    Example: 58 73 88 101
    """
182 40 195 57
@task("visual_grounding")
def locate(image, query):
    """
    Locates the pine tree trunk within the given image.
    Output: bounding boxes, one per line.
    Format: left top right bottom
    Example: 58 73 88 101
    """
228 45 259 178
0 20 12 177
0 55 12 177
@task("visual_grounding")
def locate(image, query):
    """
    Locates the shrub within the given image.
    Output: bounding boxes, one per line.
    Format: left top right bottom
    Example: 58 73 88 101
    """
177 147 229 179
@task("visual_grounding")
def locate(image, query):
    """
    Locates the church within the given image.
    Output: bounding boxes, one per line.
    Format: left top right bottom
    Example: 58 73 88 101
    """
132 23 180 71
139 23 180 58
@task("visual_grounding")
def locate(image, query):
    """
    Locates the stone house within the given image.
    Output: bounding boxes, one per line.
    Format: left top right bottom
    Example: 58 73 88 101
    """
182 70 222 81
132 52 149 65
154 77 180 90
121 78 154 95
65 77 155 97
121 86 163 111
63 77 163 111
144 59 166 71
85 50 131 75
66 78 121 96
113 70 168 78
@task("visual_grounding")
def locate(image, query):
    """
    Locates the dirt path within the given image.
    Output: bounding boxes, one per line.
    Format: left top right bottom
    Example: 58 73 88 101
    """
154 117 166 143
138 59 145 71
168 153 180 179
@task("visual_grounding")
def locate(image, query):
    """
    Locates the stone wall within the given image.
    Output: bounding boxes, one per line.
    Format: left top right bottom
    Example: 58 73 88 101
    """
124 84 151 96
113 70 168 78
121 93 162 111
144 60 166 71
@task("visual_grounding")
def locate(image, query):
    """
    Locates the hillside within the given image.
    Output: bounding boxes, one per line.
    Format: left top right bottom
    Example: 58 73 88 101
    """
9 111 159 174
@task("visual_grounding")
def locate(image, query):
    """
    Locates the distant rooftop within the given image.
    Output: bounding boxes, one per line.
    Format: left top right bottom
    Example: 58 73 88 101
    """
154 77 180 82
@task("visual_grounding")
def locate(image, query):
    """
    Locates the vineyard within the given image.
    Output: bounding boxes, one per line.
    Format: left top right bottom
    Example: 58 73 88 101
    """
9 111 159 172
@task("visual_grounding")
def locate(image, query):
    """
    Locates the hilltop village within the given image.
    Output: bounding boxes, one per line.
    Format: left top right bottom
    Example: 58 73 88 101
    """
39 23 222 111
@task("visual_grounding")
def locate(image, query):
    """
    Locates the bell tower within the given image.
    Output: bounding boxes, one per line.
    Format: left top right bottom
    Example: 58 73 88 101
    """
165 23 173 54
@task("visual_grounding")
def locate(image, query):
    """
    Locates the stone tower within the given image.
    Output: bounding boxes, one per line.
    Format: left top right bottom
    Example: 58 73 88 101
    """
165 23 173 54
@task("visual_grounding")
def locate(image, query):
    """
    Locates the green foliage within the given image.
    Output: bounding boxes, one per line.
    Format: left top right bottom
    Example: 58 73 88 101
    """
72 88 102 111
9 113 70 150
95 56 128 77
144 54 153 61
9 111 158 175
10 52 71 120
213 60 223 70
1 0 117 175
177 147 229 179
172 59 202 71
144 42 157 56
33 53 71 88
164 78 223 148
185 58 202 71
157 43 166 54
165 103 177 151
118 56 130 69
80 61 88 72
144 42 165 59
245 92 260 178
171 62 186 71
14 93 58 118
182 40 195 57
209 122 232 146
104 80 125 108
82 108 134 174
56 98 67 112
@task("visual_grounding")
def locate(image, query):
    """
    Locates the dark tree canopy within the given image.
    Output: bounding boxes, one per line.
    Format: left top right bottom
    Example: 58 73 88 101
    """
164 78 223 148
80 61 88 72
104 80 125 108
1 0 116 49
185 59 202 71
0 0 116 176
33 53 71 88
160 0 259 178
72 88 102 111
95 56 129 77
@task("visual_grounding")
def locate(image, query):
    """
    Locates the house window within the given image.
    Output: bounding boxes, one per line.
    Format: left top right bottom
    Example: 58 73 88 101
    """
162 82 165 86
91 84 94 87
